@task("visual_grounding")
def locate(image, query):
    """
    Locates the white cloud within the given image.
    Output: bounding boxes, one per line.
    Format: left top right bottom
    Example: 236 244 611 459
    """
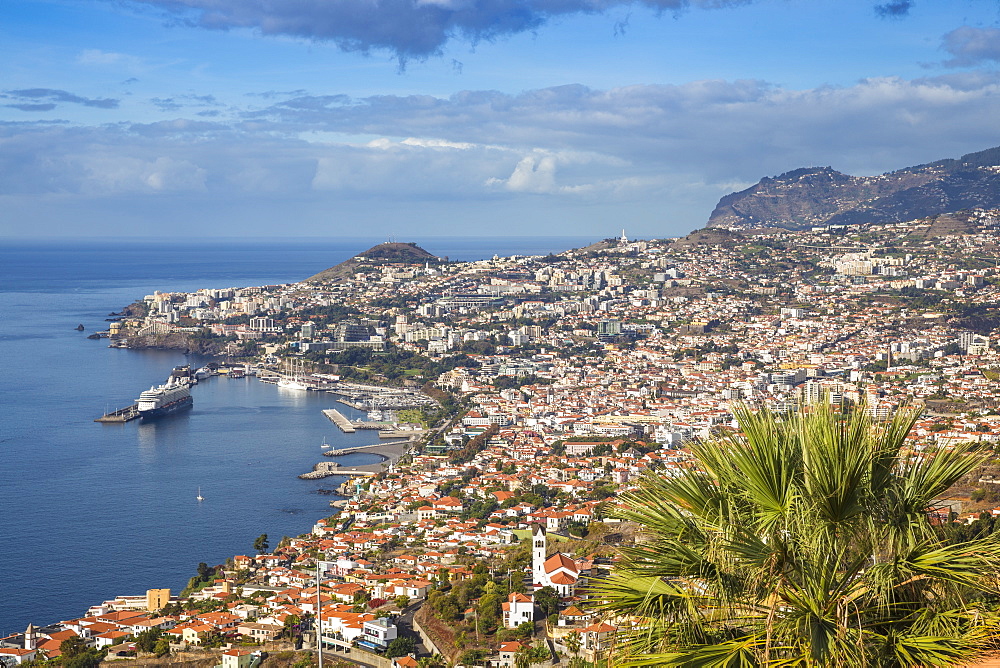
498 155 558 193
76 49 144 70
3 70 1000 236
81 155 208 194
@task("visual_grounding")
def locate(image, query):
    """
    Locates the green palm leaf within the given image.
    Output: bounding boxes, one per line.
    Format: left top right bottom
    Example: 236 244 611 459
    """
596 401 1000 667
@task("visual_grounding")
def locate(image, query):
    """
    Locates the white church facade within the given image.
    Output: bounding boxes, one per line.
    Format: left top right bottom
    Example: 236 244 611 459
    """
531 524 581 598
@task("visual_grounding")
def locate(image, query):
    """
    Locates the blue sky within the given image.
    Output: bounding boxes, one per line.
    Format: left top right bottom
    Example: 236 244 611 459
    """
2 0 999 239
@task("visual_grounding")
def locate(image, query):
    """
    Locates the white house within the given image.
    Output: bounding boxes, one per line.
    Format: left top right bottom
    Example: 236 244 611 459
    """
359 617 397 652
501 592 534 628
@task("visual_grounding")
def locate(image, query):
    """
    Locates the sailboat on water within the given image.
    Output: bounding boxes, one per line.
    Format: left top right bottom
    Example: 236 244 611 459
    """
196 487 204 502
321 436 331 449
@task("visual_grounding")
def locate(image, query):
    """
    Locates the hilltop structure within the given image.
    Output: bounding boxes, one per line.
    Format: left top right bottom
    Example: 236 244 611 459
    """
306 242 441 283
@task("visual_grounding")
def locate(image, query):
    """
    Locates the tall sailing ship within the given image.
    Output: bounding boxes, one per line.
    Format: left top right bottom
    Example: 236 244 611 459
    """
277 358 309 391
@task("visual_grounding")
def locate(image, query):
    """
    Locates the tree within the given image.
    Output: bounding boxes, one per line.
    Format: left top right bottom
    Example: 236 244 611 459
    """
515 643 550 668
196 562 213 581
153 637 171 658
565 630 581 656
596 402 1000 667
253 533 269 553
385 636 416 658
533 586 560 617
59 636 88 660
134 627 162 653
458 649 488 666
59 637 104 668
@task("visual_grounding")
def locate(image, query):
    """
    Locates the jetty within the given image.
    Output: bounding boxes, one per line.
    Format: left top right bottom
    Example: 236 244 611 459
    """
95 405 140 423
299 462 342 479
322 408 355 433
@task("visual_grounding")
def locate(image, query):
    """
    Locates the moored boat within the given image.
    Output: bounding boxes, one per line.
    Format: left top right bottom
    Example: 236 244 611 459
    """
137 376 193 420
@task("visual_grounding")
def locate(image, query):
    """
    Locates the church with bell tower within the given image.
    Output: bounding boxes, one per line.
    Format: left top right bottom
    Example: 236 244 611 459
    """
531 524 582 597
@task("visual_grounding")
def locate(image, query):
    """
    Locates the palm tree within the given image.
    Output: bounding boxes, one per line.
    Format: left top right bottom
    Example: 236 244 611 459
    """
596 402 1000 666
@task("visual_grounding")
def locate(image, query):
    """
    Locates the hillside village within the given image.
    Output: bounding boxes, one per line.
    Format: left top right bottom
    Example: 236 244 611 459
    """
11 210 1000 667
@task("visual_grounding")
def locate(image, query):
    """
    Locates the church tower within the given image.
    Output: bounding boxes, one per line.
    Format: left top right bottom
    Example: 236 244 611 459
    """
532 524 547 586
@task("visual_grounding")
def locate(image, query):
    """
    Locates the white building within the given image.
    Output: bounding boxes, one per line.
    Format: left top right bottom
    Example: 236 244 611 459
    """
359 617 397 652
501 592 534 628
532 524 581 597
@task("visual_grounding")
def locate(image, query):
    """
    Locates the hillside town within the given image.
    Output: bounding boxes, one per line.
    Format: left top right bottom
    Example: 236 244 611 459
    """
9 210 1000 667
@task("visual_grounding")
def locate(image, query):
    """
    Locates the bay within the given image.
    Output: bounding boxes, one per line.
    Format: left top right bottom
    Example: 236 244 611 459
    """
0 235 593 635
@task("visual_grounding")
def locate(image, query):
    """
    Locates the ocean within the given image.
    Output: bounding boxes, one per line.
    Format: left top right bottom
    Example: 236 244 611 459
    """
0 236 592 635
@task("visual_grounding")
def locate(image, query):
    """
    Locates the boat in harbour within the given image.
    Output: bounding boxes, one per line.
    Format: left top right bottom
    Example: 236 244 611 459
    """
321 437 331 449
277 377 309 391
136 375 193 420
277 358 309 391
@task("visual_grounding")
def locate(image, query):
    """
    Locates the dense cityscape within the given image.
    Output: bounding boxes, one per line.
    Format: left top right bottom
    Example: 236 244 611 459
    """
8 211 1000 667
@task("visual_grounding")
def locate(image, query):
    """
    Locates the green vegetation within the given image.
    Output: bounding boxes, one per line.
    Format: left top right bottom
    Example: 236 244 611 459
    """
181 561 219 596
58 637 107 668
386 636 416 658
597 403 1000 666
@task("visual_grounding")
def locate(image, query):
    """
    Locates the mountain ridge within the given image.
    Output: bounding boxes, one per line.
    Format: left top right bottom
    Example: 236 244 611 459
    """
707 146 1000 231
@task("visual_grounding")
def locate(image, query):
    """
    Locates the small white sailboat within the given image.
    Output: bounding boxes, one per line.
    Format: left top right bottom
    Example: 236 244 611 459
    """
196 487 204 502
321 436 331 449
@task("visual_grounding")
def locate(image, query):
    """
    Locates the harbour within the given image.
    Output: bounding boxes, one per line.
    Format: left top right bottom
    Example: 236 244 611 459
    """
1 236 583 633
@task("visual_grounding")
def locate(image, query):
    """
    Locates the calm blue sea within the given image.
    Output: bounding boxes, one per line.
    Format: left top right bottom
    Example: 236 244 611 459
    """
0 236 592 635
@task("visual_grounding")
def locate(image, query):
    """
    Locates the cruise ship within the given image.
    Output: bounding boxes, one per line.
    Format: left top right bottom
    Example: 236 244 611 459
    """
137 376 193 420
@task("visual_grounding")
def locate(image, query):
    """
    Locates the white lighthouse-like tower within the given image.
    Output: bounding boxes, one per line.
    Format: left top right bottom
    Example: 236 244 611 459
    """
532 524 547 584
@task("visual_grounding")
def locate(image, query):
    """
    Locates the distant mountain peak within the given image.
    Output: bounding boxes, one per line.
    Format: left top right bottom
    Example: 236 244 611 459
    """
707 146 1000 231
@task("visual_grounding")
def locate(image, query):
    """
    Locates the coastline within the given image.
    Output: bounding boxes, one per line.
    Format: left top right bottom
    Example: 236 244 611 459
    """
0 236 593 635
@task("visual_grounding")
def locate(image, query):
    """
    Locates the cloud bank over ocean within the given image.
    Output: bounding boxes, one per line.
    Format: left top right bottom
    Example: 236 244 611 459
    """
1 0 998 237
